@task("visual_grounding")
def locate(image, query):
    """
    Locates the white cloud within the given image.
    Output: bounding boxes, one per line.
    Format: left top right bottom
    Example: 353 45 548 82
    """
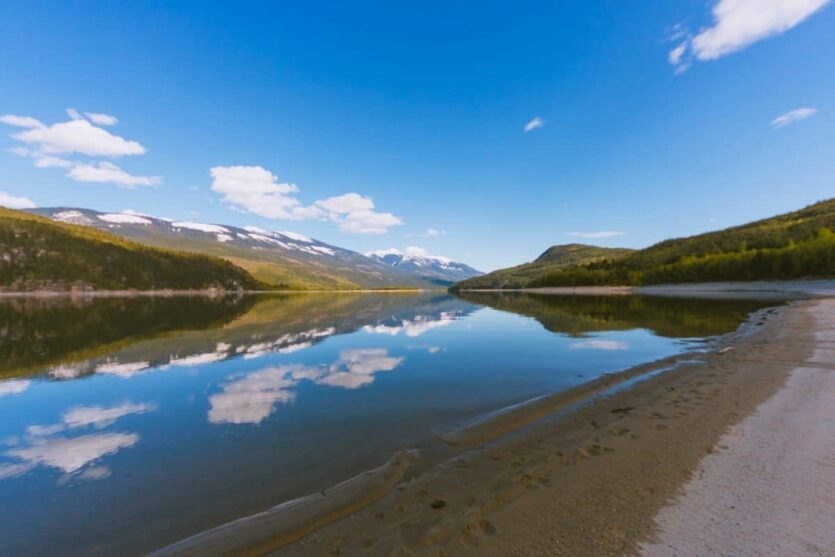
771 107 818 128
85 112 118 126
406 227 445 238
314 192 403 234
211 165 403 234
210 165 312 220
33 155 74 169
524 116 545 132
1 109 159 187
11 117 146 157
0 114 43 128
568 231 625 239
668 42 688 65
68 161 159 188
669 0 831 71
0 192 36 209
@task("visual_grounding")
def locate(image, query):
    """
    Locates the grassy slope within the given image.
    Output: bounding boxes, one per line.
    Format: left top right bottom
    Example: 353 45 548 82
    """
454 244 634 289
0 208 264 291
531 198 835 287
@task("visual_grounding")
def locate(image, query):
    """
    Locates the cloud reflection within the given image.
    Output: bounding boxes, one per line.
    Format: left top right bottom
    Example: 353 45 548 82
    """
569 339 629 351
0 379 31 397
6 433 139 474
1 401 155 481
208 348 404 424
362 312 458 337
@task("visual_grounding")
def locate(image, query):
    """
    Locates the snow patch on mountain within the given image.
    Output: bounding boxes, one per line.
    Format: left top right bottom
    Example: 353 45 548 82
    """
278 230 312 243
98 213 152 225
172 221 230 234
53 210 93 225
366 246 454 267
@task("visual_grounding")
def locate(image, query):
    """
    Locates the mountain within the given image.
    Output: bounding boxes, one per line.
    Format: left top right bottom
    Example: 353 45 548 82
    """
365 247 482 285
453 244 633 289
464 198 835 289
27 207 464 289
0 208 262 291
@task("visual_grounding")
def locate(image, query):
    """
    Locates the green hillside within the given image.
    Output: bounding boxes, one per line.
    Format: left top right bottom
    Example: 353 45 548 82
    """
454 244 634 289
528 199 835 287
0 208 265 291
133 234 371 290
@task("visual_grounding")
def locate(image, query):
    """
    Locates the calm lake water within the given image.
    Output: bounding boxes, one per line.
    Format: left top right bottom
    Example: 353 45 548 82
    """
0 292 782 556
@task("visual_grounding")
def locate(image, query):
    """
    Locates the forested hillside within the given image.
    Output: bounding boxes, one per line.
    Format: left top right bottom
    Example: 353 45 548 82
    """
529 199 835 287
0 208 263 291
454 244 633 289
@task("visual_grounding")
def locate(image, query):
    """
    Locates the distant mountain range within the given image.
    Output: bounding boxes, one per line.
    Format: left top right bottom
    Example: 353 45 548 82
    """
455 244 633 289
25 207 481 289
366 247 482 284
454 198 835 290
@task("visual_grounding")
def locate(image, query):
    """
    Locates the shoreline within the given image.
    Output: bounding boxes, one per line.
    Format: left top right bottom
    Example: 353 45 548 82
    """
149 293 834 556
0 288 441 298
457 279 835 299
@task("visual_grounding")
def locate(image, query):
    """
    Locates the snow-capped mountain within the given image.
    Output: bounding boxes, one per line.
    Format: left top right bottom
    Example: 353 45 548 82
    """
27 207 475 288
366 247 482 284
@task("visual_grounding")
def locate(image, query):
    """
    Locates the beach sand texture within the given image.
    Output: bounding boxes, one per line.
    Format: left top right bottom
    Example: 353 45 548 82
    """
642 299 835 557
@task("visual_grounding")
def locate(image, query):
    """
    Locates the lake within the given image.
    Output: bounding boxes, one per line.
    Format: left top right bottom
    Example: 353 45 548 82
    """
0 292 782 556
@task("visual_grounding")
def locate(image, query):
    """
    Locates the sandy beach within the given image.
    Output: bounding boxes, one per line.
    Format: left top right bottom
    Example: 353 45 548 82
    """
152 293 835 557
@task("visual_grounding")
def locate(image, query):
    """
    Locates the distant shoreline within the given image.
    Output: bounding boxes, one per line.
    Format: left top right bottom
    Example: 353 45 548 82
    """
4 280 834 299
455 279 835 298
0 288 442 298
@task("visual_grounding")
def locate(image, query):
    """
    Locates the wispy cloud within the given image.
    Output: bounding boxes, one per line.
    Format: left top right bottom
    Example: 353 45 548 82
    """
210 165 403 234
0 192 36 209
524 116 545 132
772 107 818 128
406 227 445 238
568 231 625 239
1 109 159 187
85 112 118 126
668 0 830 72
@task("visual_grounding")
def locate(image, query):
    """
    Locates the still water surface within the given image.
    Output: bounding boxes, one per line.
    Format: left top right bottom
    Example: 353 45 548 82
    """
0 292 781 555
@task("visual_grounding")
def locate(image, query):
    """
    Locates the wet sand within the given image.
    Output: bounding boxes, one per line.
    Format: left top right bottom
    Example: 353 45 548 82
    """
152 295 834 557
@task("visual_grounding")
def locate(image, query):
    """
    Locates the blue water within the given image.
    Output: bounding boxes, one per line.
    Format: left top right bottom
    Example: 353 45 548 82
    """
0 292 777 555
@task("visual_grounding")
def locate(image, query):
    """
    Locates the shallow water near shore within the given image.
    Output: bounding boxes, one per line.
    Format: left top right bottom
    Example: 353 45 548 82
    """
0 292 784 556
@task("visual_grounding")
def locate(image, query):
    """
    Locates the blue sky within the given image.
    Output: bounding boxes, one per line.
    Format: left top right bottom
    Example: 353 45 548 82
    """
1 1 833 272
